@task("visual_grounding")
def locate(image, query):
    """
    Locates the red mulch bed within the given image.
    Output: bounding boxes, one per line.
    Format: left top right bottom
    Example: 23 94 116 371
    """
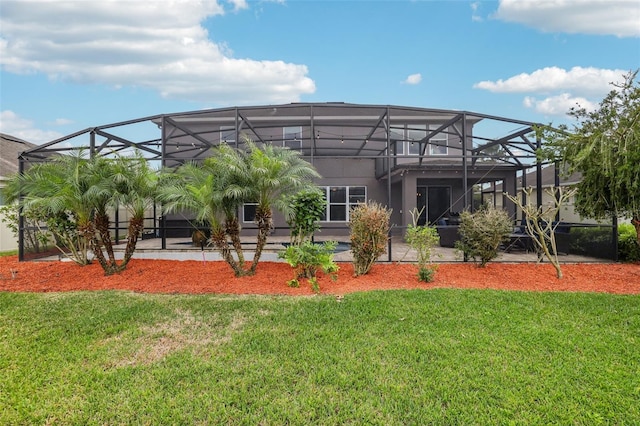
0 256 638 296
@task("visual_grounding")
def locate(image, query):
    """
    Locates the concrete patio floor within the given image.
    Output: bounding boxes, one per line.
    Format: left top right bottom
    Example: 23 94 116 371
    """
101 236 609 264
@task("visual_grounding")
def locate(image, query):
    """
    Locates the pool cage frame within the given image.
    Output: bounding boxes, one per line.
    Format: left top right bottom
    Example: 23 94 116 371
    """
14 102 618 261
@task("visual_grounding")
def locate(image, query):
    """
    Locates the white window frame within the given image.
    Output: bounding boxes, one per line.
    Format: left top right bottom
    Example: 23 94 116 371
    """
406 124 426 156
390 126 405 155
429 124 448 156
283 126 302 149
319 186 367 222
220 126 235 144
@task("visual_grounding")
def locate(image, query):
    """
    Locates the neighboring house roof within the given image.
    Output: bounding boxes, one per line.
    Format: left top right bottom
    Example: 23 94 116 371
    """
0 133 37 178
517 165 582 189
492 165 582 192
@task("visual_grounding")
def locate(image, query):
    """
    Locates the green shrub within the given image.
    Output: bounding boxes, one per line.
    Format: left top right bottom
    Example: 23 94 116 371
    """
456 205 512 267
417 265 438 283
286 189 326 245
349 202 392 276
0 204 52 254
569 226 613 258
618 223 640 262
405 208 440 282
278 241 339 293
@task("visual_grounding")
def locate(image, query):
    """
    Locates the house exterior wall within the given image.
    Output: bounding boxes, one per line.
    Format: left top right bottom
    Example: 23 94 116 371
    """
0 212 17 252
527 185 606 224
0 179 18 251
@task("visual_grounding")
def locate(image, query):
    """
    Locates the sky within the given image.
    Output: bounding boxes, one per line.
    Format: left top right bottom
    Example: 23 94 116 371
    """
0 0 639 145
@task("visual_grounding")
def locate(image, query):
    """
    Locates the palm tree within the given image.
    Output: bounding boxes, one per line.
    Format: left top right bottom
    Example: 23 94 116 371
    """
2 150 107 265
242 140 320 274
101 152 158 273
4 149 158 275
158 158 249 276
158 139 319 277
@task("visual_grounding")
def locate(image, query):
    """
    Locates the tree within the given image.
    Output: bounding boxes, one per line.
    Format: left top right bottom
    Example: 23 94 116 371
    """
540 70 640 247
106 152 158 272
158 158 249 276
159 139 320 277
3 150 157 274
241 140 321 274
505 187 578 279
2 151 103 265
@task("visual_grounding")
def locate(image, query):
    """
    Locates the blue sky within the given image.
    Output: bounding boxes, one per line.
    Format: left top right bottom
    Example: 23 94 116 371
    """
0 0 638 144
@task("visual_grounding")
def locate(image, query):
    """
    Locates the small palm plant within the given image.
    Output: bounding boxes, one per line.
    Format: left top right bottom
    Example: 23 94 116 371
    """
243 140 321 274
107 152 158 272
158 159 248 276
159 138 320 277
2 149 157 274
3 150 101 265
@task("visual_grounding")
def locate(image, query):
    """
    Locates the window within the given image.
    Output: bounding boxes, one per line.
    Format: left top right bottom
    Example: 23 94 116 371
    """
320 186 366 222
220 126 235 143
407 124 426 155
283 126 302 149
243 203 257 222
390 126 404 155
429 124 448 155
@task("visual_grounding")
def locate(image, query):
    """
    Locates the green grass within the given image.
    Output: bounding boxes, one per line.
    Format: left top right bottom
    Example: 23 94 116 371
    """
0 249 17 257
1 289 639 425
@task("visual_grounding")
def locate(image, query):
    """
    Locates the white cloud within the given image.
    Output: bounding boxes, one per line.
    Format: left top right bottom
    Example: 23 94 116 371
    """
226 0 249 12
0 110 63 144
0 0 315 105
475 66 628 117
494 0 640 38
523 93 598 115
404 73 422 85
474 66 628 95
51 118 74 126
471 2 483 22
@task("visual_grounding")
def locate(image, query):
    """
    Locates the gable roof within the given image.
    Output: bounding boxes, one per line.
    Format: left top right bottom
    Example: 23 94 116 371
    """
0 133 37 178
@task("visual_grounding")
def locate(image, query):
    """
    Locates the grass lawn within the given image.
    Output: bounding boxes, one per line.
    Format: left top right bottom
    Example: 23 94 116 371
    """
1 289 639 425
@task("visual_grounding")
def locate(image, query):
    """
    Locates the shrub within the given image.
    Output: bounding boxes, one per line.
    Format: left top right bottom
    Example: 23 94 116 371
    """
456 205 512 267
278 241 339 293
405 208 440 282
618 223 640 262
285 189 326 245
349 202 391 276
570 226 614 258
417 266 437 283
0 204 52 254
